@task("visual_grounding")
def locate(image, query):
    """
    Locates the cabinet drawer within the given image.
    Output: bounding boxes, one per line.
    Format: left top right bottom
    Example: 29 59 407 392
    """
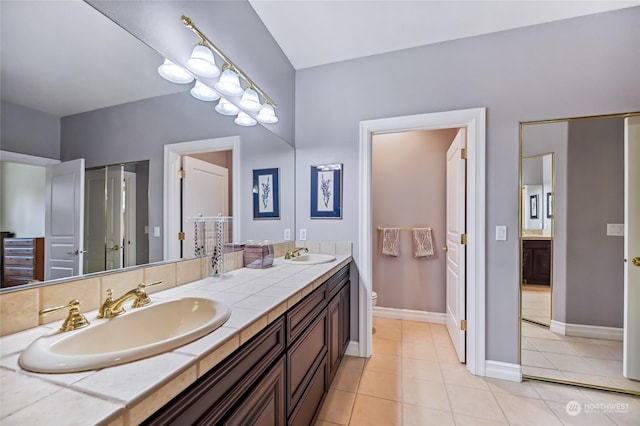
3 238 36 247
287 284 327 343
326 264 350 300
4 247 35 256
287 310 327 415
4 256 35 267
4 266 35 277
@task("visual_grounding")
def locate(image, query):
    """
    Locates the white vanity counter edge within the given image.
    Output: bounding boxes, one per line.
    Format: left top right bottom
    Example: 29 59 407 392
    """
0 255 352 426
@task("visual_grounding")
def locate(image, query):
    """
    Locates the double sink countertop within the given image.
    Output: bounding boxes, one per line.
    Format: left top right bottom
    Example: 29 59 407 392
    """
0 255 352 426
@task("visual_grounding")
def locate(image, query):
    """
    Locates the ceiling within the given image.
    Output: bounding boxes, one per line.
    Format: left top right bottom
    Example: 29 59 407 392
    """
1 1 638 118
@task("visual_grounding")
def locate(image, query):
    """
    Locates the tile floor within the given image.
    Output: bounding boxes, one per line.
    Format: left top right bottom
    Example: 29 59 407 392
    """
315 317 640 425
522 285 551 327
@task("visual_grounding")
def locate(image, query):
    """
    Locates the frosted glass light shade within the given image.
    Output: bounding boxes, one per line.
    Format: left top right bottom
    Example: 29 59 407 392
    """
215 98 240 116
187 45 220 77
234 111 257 127
214 69 244 97
256 103 279 124
239 87 262 112
157 58 194 84
190 80 220 101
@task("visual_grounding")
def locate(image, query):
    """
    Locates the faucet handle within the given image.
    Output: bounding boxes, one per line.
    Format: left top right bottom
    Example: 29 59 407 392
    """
40 299 90 332
131 280 163 308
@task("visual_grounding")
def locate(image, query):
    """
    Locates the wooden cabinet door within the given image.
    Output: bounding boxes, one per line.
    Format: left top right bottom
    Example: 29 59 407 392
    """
224 357 286 426
339 282 351 356
327 296 341 382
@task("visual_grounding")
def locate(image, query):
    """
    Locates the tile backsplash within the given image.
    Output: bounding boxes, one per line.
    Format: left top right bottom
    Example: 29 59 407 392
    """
0 241 352 336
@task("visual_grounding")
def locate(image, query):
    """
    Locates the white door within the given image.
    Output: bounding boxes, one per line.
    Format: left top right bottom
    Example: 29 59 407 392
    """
182 156 229 259
104 165 124 271
624 116 640 379
45 159 85 280
84 168 106 273
446 128 467 363
123 171 137 267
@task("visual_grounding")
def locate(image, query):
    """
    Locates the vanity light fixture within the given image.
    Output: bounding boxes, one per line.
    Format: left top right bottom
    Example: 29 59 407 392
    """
157 58 194 84
186 43 220 77
157 15 278 127
234 111 258 127
215 98 240 115
190 80 221 102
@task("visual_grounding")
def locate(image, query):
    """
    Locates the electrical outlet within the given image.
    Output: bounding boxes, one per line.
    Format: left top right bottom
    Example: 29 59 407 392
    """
284 228 291 241
299 229 307 241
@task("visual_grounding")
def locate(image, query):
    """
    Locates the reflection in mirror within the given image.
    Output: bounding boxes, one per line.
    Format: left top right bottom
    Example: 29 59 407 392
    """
520 113 640 395
0 1 295 293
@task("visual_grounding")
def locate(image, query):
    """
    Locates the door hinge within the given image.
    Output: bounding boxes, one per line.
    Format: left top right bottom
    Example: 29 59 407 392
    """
461 148 467 160
178 169 185 179
178 232 185 241
461 234 468 245
461 319 467 331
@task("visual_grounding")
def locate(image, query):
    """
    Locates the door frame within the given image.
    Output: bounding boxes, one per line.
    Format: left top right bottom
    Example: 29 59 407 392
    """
163 136 240 261
358 107 486 376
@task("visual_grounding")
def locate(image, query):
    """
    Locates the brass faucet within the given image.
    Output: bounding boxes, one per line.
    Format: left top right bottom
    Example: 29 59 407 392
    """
98 281 162 319
284 247 309 259
40 299 90 332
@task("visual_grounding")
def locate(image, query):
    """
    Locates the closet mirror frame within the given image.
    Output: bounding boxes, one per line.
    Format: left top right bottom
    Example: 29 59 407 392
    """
518 111 640 396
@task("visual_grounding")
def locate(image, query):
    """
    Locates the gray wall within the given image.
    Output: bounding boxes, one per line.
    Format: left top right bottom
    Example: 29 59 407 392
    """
296 8 640 362
522 122 568 325
566 118 624 328
0 100 60 159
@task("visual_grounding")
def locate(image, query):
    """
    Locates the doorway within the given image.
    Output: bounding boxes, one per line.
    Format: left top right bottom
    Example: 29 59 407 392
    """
359 108 487 377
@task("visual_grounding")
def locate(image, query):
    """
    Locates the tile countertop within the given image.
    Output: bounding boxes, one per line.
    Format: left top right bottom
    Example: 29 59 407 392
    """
0 255 352 426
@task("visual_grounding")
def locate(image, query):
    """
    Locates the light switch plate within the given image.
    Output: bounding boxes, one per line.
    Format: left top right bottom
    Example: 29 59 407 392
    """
495 225 507 241
299 229 307 241
153 226 160 237
607 223 624 236
284 228 291 241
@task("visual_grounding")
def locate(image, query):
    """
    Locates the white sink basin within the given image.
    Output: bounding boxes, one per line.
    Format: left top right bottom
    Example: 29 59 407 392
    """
282 253 336 265
19 297 231 373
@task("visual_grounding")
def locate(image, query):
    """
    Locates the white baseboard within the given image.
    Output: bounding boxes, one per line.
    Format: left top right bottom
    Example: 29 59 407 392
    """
373 306 446 324
550 320 622 341
345 341 360 357
485 360 522 382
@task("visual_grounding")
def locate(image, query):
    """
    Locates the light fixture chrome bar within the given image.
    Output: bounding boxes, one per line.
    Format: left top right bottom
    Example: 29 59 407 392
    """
181 15 276 107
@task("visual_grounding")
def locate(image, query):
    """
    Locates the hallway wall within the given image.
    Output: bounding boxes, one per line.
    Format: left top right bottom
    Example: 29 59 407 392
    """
372 129 457 312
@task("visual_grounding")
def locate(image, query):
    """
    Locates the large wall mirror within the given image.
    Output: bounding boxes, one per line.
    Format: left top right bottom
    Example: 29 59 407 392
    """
0 1 294 291
520 112 640 395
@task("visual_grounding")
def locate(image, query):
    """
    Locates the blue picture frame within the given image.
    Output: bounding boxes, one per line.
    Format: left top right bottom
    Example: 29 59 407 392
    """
311 164 342 219
253 168 280 219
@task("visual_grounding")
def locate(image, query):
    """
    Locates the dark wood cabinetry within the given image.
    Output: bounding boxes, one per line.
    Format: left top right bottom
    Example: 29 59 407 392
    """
2 237 44 288
522 239 551 285
143 263 351 426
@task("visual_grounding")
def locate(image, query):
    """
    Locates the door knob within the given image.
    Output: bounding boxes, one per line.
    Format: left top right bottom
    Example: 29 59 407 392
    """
66 249 87 256
633 257 640 267
110 245 120 252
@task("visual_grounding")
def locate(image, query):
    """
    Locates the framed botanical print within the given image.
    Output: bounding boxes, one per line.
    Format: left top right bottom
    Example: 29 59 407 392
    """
311 163 342 219
253 168 280 219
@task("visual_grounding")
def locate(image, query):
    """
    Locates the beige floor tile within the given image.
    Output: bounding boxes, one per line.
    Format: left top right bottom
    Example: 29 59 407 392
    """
485 377 540 399
446 384 505 421
341 355 366 371
529 380 591 404
584 357 624 377
543 352 599 375
358 370 402 401
317 388 356 425
373 337 401 357
372 325 402 341
331 365 362 393
402 377 451 411
313 421 342 426
402 357 443 382
440 362 490 390
521 365 567 381
521 349 556 369
521 337 537 350
373 317 402 330
545 400 616 425
402 340 438 360
528 337 578 355
453 413 508 425
493 392 562 425
566 341 622 360
560 371 621 389
349 394 401 426
402 404 454 426
363 353 401 376
435 342 461 364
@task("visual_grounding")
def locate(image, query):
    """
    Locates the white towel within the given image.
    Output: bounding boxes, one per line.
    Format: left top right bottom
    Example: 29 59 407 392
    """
381 228 400 256
413 227 434 258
